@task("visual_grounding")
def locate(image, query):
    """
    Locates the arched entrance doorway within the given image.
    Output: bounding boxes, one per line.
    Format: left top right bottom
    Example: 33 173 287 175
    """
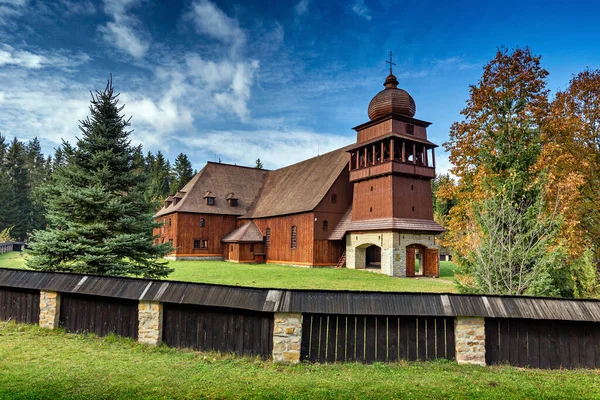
405 244 426 277
365 245 381 269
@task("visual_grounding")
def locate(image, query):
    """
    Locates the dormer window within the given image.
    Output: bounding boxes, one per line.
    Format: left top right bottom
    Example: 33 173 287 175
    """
226 192 238 207
204 190 216 206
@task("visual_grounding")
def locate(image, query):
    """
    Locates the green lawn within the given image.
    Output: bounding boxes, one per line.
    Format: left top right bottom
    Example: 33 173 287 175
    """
0 322 598 400
0 251 459 293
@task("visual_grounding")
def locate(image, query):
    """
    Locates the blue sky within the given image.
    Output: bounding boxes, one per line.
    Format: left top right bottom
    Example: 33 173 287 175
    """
1 0 599 173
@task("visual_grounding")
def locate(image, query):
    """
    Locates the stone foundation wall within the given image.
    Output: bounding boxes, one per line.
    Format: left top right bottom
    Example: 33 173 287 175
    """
138 301 163 345
273 312 302 363
455 317 486 366
39 290 60 329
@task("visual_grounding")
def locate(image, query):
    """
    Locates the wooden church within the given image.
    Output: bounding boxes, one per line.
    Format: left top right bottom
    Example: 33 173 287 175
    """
154 66 444 277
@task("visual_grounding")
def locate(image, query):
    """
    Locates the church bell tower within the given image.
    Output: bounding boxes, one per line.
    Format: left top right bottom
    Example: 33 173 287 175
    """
344 54 444 277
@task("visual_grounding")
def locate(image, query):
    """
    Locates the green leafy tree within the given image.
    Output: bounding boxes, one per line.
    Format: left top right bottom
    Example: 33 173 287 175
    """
170 153 193 194
457 176 566 296
27 79 173 278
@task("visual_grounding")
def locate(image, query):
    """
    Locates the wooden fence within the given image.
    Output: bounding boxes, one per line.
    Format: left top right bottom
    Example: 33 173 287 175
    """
301 314 455 363
1 268 600 369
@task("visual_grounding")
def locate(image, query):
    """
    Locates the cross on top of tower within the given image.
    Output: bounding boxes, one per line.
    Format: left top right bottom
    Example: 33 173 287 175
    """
386 50 396 75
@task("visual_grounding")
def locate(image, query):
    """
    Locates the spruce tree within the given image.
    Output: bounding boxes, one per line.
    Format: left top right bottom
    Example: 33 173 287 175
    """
27 79 173 278
4 138 31 240
170 153 193 193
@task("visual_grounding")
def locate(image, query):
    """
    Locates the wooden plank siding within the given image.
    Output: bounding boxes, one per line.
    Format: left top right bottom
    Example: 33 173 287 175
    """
224 243 265 263
162 303 273 358
154 212 237 257
0 287 40 324
59 293 138 339
485 318 600 369
301 314 455 363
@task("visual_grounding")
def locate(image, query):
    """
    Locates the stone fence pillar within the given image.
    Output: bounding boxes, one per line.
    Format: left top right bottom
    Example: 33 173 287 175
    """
138 301 163 345
39 290 61 329
273 312 302 363
455 317 486 366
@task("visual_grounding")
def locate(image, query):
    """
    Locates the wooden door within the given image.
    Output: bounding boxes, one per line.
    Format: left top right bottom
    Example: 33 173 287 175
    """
406 247 415 277
423 248 439 277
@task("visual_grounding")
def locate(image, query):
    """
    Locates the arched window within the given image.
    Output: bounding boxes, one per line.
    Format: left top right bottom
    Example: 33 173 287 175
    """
200 218 205 227
322 220 328 231
291 226 297 249
331 193 337 204
265 228 271 249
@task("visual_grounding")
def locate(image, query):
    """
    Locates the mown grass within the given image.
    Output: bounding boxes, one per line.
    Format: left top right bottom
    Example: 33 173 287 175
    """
0 251 459 293
0 322 598 400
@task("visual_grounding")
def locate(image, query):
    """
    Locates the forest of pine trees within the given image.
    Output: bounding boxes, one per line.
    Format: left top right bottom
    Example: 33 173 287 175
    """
0 133 195 242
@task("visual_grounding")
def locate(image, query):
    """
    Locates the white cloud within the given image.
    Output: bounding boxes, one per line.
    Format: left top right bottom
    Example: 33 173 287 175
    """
0 0 28 26
100 0 149 59
295 0 309 16
0 44 90 70
189 0 245 53
352 0 371 21
60 0 95 15
185 54 259 120
182 129 352 169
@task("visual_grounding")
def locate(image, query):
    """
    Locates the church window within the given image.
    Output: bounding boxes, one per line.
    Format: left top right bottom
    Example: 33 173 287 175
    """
193 239 201 249
370 207 373 212
168 238 173 245
201 240 209 249
168 218 172 227
200 218 205 227
291 226 297 249
229 198 238 207
322 220 328 231
207 197 215 206
331 193 337 204
250 244 255 252
266 228 271 249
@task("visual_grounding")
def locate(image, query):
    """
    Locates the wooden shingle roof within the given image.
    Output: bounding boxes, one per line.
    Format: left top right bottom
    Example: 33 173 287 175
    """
222 221 264 243
155 163 267 217
243 146 352 219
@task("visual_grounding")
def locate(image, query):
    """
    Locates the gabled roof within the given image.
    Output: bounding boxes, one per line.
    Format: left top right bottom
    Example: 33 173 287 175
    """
222 221 264 243
242 145 352 219
155 163 267 217
328 206 445 240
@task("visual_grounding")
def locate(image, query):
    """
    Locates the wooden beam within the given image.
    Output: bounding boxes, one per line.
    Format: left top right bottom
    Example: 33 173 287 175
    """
423 145 428 166
412 143 416 165
381 141 385 162
390 138 395 161
432 148 436 169
402 142 406 162
372 144 376 165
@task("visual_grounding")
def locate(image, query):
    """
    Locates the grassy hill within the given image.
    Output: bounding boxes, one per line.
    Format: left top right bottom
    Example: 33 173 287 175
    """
1 322 598 400
0 251 459 293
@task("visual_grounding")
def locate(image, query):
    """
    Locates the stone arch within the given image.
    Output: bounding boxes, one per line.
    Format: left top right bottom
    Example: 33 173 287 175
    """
353 242 381 270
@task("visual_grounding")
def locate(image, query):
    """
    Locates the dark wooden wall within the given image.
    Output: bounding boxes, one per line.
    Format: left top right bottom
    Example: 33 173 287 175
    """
352 176 393 220
59 294 138 339
486 318 600 369
0 287 39 324
154 212 237 257
392 176 433 220
313 169 353 241
301 314 455 363
162 303 273 358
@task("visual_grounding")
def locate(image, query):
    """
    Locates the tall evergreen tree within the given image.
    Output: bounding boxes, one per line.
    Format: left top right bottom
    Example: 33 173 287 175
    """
148 151 172 201
254 158 264 169
170 153 193 193
4 138 31 240
26 137 49 232
27 79 172 277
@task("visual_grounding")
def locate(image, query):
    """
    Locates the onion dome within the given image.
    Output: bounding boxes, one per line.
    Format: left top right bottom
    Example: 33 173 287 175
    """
367 74 416 120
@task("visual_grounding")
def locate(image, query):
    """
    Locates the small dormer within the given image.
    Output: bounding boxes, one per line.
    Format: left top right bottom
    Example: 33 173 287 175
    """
226 192 238 207
172 191 185 205
204 190 216 206
165 195 175 208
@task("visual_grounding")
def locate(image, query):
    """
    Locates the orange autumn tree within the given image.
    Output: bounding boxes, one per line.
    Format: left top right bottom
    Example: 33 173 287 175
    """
440 47 572 295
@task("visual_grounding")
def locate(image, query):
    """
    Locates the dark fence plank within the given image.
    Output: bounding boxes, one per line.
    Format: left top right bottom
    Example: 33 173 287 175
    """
59 293 138 339
300 314 455 364
486 318 600 369
162 303 273 358
0 287 40 324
